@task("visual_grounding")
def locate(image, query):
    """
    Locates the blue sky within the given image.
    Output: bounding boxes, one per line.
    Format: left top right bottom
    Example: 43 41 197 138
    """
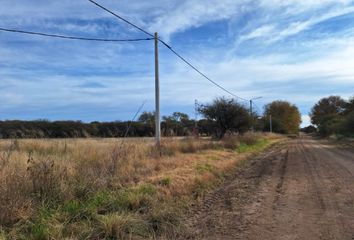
1 0 354 126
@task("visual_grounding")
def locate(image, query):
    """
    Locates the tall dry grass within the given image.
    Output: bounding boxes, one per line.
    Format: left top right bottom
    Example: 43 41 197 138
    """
0 134 282 239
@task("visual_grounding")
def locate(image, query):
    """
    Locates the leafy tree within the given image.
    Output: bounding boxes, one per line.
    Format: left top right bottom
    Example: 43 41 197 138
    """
310 96 346 136
162 112 192 136
138 111 155 125
198 97 251 138
339 96 354 136
310 96 346 126
344 96 354 114
263 101 301 134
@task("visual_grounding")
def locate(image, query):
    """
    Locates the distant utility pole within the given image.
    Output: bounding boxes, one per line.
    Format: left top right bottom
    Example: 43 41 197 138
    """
250 97 262 132
194 99 199 137
154 32 161 148
270 114 273 133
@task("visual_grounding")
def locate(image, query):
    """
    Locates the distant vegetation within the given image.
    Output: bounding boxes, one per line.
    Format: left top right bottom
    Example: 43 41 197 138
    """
310 95 354 137
0 98 302 139
0 118 199 139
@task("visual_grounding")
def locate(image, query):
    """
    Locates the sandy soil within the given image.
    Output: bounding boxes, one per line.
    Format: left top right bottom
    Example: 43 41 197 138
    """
183 135 354 240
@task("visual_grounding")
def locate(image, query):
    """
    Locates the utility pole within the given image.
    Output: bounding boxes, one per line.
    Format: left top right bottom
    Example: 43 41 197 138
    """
250 100 254 132
154 32 161 148
194 99 198 137
270 114 272 133
250 97 262 132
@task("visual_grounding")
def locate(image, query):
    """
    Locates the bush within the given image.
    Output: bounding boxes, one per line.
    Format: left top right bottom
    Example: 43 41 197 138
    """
221 136 240 150
239 133 260 145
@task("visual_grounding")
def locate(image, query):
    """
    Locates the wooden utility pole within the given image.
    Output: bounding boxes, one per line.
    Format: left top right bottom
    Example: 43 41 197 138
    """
154 32 161 148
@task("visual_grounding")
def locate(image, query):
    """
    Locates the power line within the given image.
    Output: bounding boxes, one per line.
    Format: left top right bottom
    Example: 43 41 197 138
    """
0 27 154 42
87 0 248 101
121 100 147 142
160 41 248 101
88 0 154 38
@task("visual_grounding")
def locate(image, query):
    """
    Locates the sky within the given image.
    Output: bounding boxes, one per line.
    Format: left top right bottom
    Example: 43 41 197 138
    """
1 0 354 127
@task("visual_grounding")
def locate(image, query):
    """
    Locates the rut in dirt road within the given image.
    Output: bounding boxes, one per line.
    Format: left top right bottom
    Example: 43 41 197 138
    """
183 136 354 240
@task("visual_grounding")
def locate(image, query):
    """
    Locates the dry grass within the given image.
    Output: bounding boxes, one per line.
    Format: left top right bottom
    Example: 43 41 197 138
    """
0 134 284 239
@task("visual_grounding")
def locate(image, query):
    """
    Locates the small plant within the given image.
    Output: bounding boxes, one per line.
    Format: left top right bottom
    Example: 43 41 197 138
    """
29 221 50 240
159 177 172 187
98 213 149 239
125 185 156 212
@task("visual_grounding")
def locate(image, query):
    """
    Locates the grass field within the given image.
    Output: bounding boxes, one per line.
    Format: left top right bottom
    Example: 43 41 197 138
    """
0 133 283 239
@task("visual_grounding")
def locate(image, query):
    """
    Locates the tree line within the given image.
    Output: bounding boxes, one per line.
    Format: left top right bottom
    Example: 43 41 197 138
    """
0 98 302 139
309 95 354 137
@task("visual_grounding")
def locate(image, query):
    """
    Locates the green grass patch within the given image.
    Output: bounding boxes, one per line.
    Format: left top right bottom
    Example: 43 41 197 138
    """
159 177 172 187
237 139 269 153
97 213 150 239
195 162 215 174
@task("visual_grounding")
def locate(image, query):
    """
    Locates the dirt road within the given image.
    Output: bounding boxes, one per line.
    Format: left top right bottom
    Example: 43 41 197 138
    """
184 135 354 240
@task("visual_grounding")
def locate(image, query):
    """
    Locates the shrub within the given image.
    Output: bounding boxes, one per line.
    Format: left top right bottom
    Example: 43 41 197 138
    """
239 133 259 145
221 136 240 150
179 139 198 153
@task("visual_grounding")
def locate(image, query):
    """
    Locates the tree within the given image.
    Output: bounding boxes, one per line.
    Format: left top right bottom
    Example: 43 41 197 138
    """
340 96 354 136
198 97 251 138
162 112 191 136
264 101 301 134
344 96 354 114
138 111 155 125
310 96 346 126
310 96 346 136
300 125 317 134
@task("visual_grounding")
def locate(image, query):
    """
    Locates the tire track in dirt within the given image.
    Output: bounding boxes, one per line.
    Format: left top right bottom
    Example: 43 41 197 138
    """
300 139 354 239
183 135 354 240
181 143 288 240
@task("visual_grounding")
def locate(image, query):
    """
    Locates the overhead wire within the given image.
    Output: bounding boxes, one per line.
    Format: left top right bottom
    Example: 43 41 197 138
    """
159 41 248 101
0 27 154 42
88 0 154 38
87 0 248 102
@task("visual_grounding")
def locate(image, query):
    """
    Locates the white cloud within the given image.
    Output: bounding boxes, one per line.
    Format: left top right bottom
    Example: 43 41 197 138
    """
301 115 311 127
148 0 249 40
238 25 276 42
238 5 354 43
